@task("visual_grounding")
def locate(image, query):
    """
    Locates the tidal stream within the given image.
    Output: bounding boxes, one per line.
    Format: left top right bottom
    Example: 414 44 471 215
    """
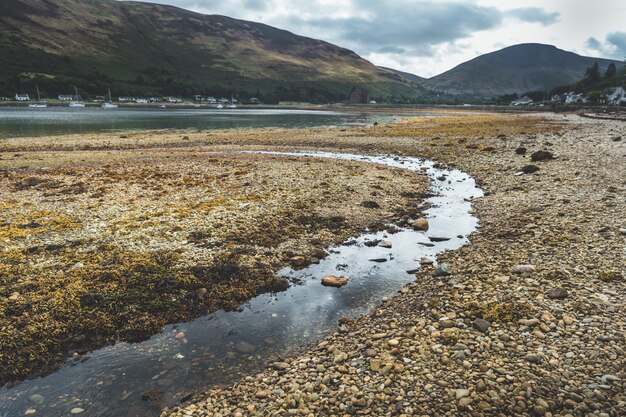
1 151 482 417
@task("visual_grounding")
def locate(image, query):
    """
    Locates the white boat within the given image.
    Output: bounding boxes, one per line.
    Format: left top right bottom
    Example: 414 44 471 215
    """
28 85 47 108
69 86 85 107
216 104 224 109
227 103 237 109
101 89 118 109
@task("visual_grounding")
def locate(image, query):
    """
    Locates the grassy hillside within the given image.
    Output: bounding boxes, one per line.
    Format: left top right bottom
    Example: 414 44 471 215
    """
421 43 622 98
379 67 426 85
0 0 430 102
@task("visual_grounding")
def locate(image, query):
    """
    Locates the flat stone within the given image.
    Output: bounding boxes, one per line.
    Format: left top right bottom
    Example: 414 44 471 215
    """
255 390 269 399
412 218 429 231
455 389 470 399
321 275 349 287
70 408 85 415
547 287 568 299
512 264 535 274
378 240 392 248
434 263 452 277
235 341 256 354
472 318 490 333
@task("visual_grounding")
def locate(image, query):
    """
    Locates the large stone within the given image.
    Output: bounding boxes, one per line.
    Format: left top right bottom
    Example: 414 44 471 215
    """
235 341 256 354
546 287 568 299
472 318 490 333
512 264 535 274
412 218 429 231
434 263 452 277
321 275 349 287
531 150 554 161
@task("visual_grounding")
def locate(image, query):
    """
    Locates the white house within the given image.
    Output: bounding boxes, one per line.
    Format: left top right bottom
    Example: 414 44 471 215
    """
511 96 533 106
15 94 30 101
58 95 75 101
607 87 625 104
564 92 587 104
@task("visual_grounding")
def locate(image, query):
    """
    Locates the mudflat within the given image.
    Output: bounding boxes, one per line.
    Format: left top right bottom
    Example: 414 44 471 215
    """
159 112 625 417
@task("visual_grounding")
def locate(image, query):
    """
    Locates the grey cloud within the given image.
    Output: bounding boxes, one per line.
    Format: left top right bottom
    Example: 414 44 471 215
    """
287 1 503 57
376 46 406 54
606 32 626 56
585 37 602 50
507 7 560 26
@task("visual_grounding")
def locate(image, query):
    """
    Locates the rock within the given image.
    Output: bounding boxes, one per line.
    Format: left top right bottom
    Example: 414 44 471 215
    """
429 236 451 242
361 200 380 209
321 275 349 287
175 331 185 340
369 258 388 263
254 390 269 399
387 339 399 346
289 256 307 267
458 397 473 408
601 374 621 384
434 263 452 277
418 242 435 247
420 257 434 265
25 409 37 415
412 218 429 231
521 164 539 174
70 408 85 414
512 264 535 274
526 354 541 364
272 362 289 370
611 135 622 142
369 359 381 372
29 394 44 405
196 287 207 299
8 292 20 301
531 150 554 161
472 318 490 333
546 287 568 299
455 389 470 399
378 240 392 248
235 341 256 354
515 147 527 155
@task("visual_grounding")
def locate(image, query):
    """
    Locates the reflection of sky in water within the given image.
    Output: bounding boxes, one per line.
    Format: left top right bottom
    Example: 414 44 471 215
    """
0 107 393 138
0 152 482 417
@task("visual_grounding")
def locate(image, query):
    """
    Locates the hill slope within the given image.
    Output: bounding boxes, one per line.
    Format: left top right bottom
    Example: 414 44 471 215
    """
379 67 426 85
0 0 430 101
421 43 622 97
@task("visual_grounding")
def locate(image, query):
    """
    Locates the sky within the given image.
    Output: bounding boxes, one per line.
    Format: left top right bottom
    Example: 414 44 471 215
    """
123 0 626 78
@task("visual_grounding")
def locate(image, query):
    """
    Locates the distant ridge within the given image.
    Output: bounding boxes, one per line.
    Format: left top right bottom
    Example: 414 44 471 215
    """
379 67 426 85
0 0 430 101
421 43 622 97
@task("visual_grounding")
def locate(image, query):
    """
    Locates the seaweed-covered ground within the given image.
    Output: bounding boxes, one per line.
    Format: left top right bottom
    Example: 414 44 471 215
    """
0 136 429 384
161 112 625 417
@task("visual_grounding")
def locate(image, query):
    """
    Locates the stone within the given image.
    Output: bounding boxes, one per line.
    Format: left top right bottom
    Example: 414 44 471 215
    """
289 256 307 267
459 397 473 407
428 236 451 242
547 287 568 299
521 164 539 174
526 354 541 364
472 318 490 333
70 408 85 414
434 263 452 277
272 362 289 370
611 135 622 142
255 390 269 399
455 389 470 399
515 147 527 155
321 275 349 287
25 409 37 415
175 331 185 340
379 240 392 248
235 341 256 354
369 258 388 263
531 150 554 162
412 218 429 231
370 359 381 372
196 287 207 299
29 394 44 405
512 264 535 274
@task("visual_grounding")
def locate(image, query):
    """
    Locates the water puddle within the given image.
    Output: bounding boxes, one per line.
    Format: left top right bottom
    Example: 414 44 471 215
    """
1 151 482 417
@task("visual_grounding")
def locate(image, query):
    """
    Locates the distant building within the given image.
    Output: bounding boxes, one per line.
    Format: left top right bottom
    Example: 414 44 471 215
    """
0 96 9 101
15 94 30 101
564 92 587 104
248 97 260 104
550 94 562 103
607 87 625 104
166 97 183 103
511 96 533 106
58 95 76 101
369 100 377 104
118 97 134 102
135 98 148 104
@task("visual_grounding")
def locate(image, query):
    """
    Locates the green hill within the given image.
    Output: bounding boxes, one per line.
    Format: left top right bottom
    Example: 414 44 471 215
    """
421 43 622 98
0 0 431 102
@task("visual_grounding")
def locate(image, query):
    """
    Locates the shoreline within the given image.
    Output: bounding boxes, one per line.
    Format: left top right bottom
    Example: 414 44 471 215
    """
163 113 625 416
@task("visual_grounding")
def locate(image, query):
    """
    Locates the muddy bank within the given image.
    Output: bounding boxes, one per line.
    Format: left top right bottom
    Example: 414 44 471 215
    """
0 140 429 384
165 113 625 416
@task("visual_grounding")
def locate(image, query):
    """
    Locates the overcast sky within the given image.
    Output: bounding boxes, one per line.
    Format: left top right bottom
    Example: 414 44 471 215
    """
124 0 626 78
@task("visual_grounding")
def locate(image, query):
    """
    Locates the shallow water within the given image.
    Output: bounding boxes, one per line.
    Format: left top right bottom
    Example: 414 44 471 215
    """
0 151 482 417
0 107 391 139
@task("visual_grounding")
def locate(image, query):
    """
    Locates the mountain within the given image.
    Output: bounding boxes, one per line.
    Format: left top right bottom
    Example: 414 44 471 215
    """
0 0 430 102
379 67 426 85
421 43 622 97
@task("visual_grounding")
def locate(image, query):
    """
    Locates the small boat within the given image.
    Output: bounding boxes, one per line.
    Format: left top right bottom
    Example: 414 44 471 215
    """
69 86 85 107
101 89 118 109
28 85 47 108
227 95 237 109
216 104 224 109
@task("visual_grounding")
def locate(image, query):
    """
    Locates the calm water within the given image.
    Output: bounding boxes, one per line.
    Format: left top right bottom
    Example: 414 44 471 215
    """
0 107 390 138
0 151 482 417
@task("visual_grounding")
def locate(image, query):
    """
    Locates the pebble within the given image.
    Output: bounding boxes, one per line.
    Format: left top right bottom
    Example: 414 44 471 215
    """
70 408 85 414
412 218 429 231
321 275 349 287
547 287 569 299
512 264 535 274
